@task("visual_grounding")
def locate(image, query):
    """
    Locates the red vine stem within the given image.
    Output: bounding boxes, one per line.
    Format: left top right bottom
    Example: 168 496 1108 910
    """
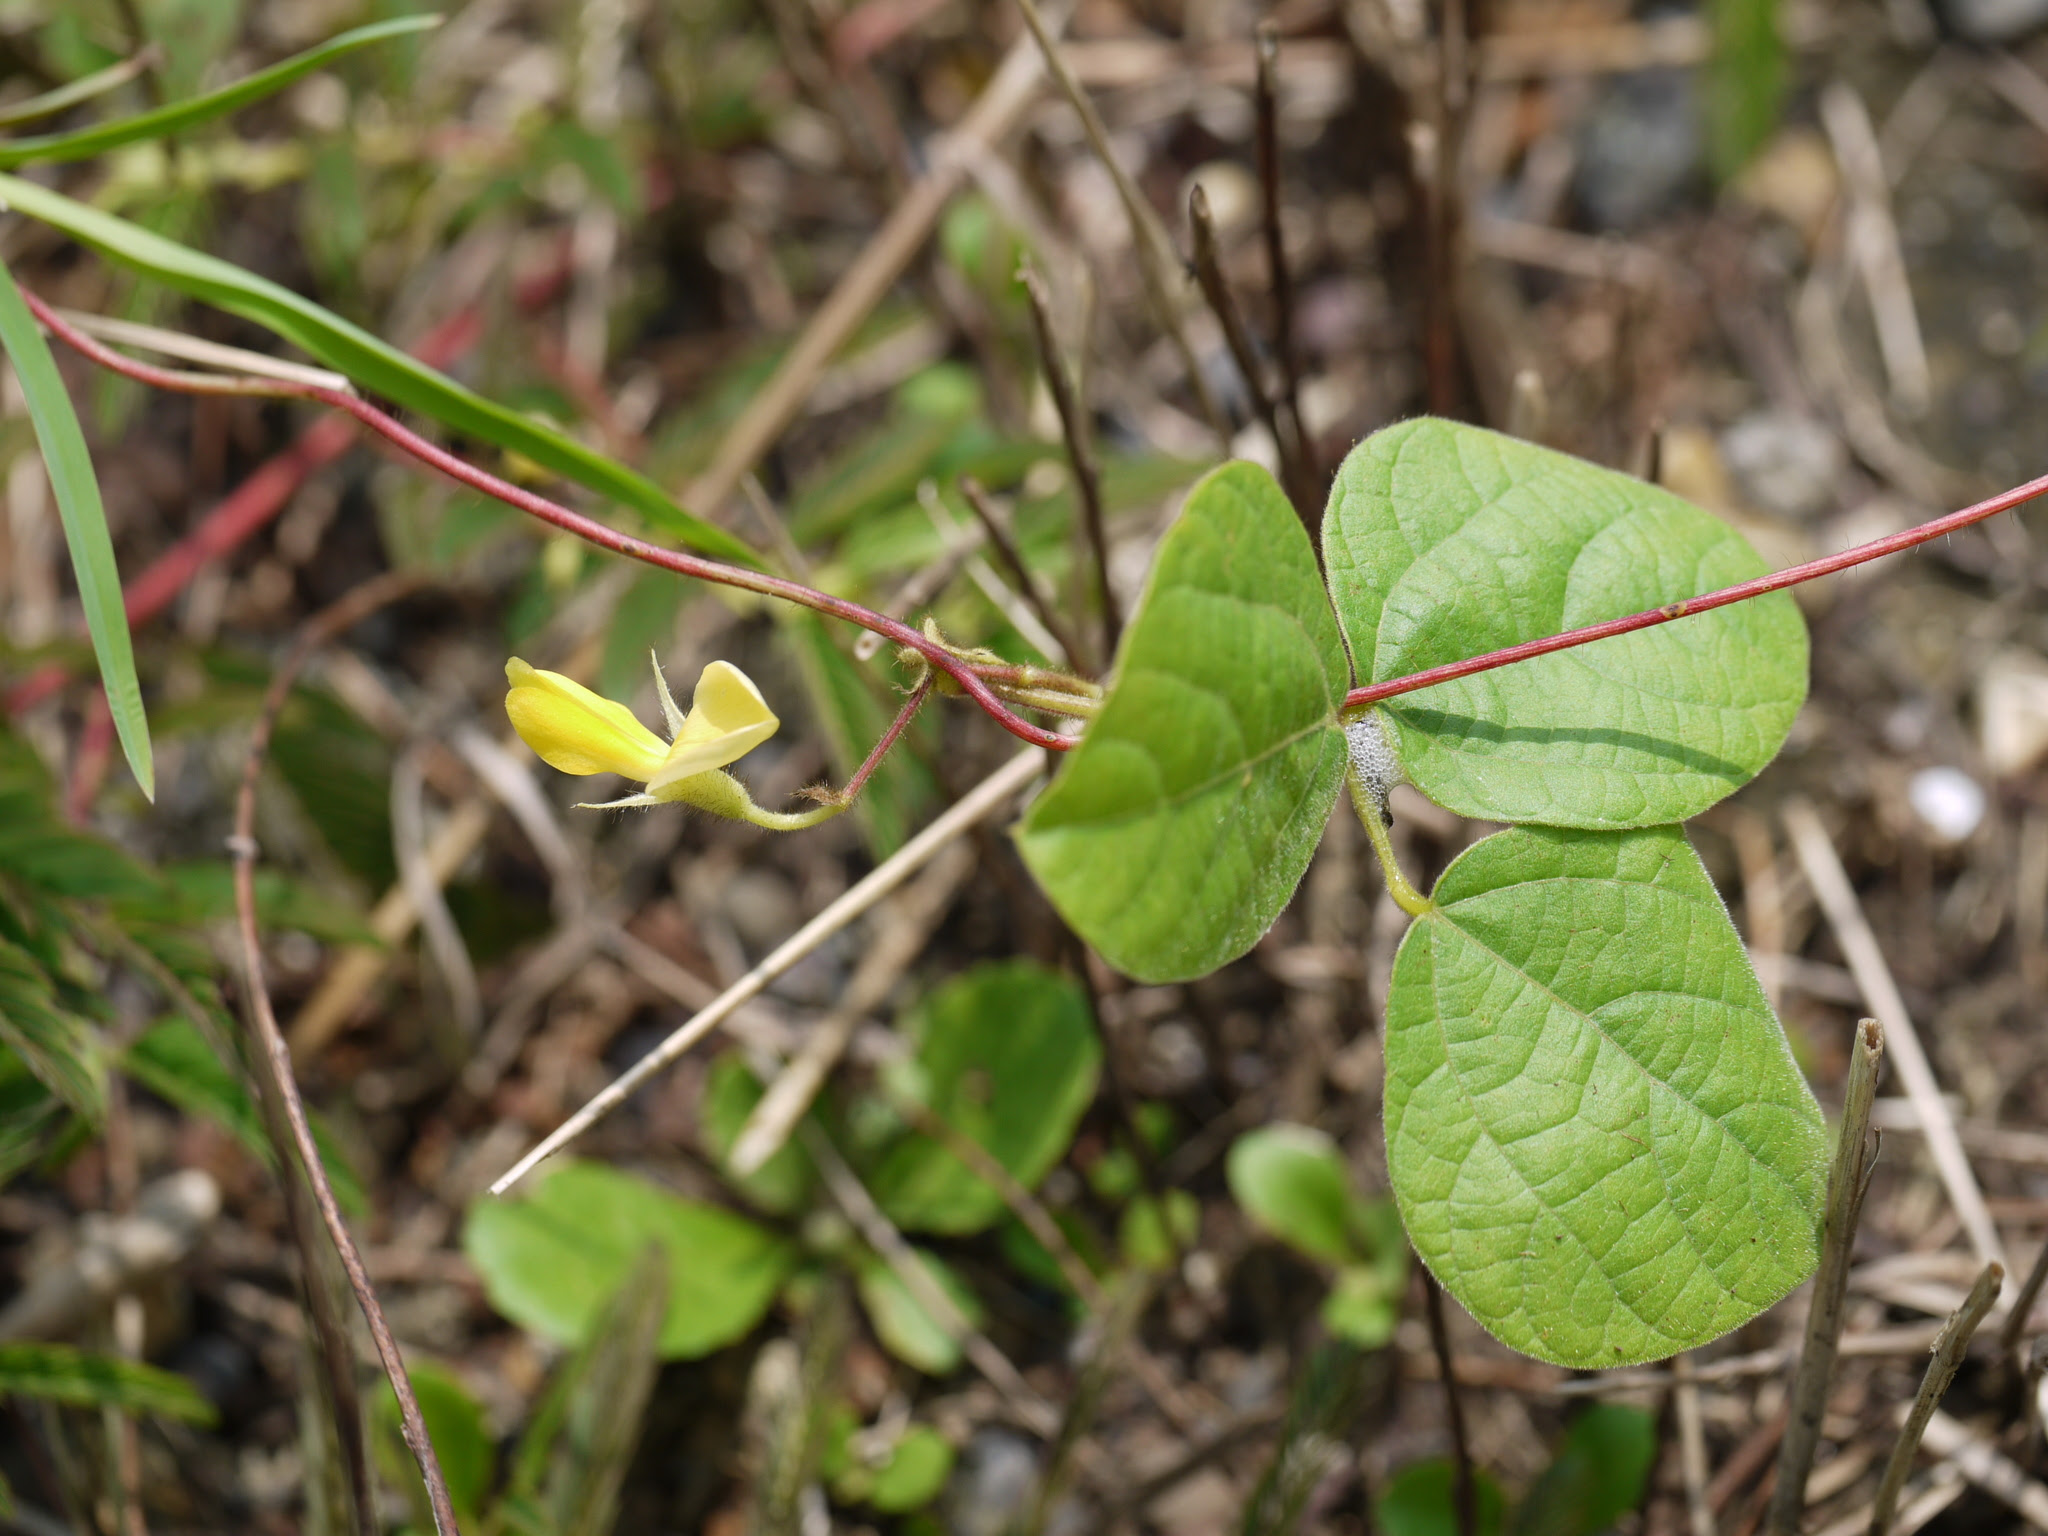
21 288 1072 753
29 287 2048 732
1344 469 2048 712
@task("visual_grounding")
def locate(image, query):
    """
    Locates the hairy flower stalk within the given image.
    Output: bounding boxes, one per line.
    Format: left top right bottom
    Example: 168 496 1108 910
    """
505 654 843 828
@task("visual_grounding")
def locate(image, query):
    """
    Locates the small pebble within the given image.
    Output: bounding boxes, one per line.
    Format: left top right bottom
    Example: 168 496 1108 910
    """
1907 766 1985 843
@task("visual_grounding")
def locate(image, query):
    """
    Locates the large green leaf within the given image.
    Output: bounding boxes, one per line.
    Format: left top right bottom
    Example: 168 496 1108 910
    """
869 961 1099 1235
1017 461 1349 982
463 1161 793 1359
1385 824 1827 1367
0 17 440 169
0 1343 216 1424
0 255 152 798
0 174 758 566
1323 419 1806 828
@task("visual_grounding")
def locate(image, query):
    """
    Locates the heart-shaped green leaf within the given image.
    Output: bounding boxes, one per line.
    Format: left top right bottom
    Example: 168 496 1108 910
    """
1017 461 1349 982
1324 419 1807 827
1385 824 1826 1367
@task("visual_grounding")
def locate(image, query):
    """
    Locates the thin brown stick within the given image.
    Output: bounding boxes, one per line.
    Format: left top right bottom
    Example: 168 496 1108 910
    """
1187 185 1311 527
1019 262 1121 658
1007 0 1229 445
1868 1262 2005 1535
1999 1234 2048 1365
228 570 460 1536
1423 1271 1477 1536
957 476 1090 669
1768 1017 1885 1535
1253 23 1310 489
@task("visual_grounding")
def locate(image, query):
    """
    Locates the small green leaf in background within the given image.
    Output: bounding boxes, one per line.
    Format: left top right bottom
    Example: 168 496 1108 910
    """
1376 1460 1506 1536
1708 0 1785 183
0 939 105 1121
700 1052 817 1217
1385 824 1828 1367
1323 419 1807 829
0 255 152 800
1018 461 1349 982
1510 1404 1657 1536
869 961 1100 1236
1321 1263 1399 1348
1226 1124 1373 1268
371 1359 494 1522
830 1422 956 1514
0 16 440 169
1119 1189 1198 1272
464 1161 794 1359
854 1249 984 1375
0 1343 216 1425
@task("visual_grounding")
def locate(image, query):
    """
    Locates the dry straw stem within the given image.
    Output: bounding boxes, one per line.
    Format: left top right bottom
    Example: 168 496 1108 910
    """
490 747 1048 1195
803 1123 1061 1437
1672 1353 1716 1536
728 838 978 1176
1915 1409 2048 1525
229 571 461 1536
1783 802 2008 1284
958 475 1089 669
2000 1233 2048 1368
1006 0 1228 447
1186 184 1308 521
1819 82 1931 417
1767 1016 1884 1536
1018 262 1119 660
1868 1262 2004 1534
918 480 1074 666
680 13 1055 519
1252 24 1309 483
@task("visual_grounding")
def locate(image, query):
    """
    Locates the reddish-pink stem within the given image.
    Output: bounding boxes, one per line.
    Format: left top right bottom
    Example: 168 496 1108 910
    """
1344 469 2048 712
22 289 1072 753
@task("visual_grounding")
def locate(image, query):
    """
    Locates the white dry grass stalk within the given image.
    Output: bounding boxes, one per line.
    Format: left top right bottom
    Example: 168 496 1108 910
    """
490 747 1047 1195
53 308 356 394
1783 799 2008 1286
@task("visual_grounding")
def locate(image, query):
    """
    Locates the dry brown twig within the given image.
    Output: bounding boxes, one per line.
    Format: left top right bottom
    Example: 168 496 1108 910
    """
1785 803 2005 1282
1767 1017 1885 1536
1869 1266 2006 1533
227 569 461 1536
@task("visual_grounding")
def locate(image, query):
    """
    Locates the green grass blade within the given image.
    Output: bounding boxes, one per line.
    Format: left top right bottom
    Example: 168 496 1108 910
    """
0 256 152 800
0 174 762 567
0 17 442 169
0 51 157 132
0 1342 217 1424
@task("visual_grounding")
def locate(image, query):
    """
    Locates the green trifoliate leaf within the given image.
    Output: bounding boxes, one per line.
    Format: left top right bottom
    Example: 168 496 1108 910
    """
1385 824 1827 1367
1324 419 1807 827
1017 461 1349 982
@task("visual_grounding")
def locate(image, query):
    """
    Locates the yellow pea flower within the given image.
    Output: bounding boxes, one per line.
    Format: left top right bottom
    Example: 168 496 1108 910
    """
504 655 841 829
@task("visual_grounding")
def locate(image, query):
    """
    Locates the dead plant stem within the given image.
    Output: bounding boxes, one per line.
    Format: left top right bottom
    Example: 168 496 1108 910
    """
1868 1263 2005 1535
958 475 1090 668
228 571 458 1536
1007 0 1229 445
1423 1271 1478 1536
1767 1017 1885 1536
1253 24 1311 492
1019 262 1120 660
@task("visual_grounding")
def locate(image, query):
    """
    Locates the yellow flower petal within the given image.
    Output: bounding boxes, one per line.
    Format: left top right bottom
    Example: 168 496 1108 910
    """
648 660 781 789
505 658 669 780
